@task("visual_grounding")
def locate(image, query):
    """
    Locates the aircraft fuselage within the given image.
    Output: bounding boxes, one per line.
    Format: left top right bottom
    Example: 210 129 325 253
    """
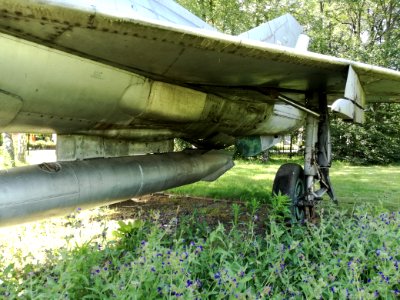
0 32 306 150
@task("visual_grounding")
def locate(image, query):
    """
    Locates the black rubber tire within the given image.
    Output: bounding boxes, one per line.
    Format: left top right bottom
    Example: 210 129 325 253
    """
272 163 305 221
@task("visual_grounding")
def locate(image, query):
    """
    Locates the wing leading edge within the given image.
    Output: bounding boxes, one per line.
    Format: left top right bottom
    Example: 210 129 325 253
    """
0 0 399 106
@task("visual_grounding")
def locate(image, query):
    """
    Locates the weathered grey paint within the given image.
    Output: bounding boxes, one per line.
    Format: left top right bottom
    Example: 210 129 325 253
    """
0 150 233 227
0 0 399 145
0 0 398 103
238 14 303 48
56 135 174 161
331 66 366 123
0 33 306 146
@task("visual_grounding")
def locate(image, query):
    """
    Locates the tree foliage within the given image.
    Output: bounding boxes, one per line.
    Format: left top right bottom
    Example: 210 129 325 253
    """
177 0 400 66
331 104 400 164
177 0 400 164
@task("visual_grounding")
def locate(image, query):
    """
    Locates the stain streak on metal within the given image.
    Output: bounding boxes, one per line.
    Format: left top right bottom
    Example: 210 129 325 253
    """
162 48 185 76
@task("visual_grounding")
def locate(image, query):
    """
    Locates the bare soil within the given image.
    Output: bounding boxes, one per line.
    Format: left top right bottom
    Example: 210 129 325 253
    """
108 193 271 231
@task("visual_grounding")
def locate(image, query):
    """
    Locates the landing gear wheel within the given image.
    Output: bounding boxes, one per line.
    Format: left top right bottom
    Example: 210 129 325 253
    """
272 163 306 223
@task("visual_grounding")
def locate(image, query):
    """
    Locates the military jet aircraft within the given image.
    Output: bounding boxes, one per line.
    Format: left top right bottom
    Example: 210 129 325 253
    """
0 0 399 226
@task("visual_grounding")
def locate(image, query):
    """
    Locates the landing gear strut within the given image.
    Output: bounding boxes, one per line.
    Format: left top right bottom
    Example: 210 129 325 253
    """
272 93 337 222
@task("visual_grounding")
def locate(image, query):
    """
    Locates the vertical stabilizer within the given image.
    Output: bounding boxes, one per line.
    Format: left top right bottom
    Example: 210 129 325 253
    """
238 14 309 50
130 0 217 30
58 0 218 31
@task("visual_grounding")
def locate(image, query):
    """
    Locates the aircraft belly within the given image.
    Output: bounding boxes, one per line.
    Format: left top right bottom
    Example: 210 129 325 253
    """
0 91 23 127
0 33 136 130
250 105 306 135
0 32 305 147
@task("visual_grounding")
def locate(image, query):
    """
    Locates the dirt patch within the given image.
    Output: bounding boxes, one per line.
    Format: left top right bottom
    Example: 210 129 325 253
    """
108 193 270 231
107 193 322 230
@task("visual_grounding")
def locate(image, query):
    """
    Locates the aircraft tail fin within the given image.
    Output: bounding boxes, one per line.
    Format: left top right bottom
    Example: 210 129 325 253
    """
130 0 217 31
238 14 309 50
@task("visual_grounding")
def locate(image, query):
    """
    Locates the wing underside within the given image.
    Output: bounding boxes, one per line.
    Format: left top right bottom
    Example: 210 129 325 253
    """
0 0 399 105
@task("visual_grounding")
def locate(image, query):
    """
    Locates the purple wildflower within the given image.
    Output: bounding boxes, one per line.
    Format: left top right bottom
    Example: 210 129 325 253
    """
186 280 193 287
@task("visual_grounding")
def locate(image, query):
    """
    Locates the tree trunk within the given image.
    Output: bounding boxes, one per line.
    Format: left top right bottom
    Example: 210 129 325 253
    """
2 133 15 167
261 150 269 164
17 133 28 163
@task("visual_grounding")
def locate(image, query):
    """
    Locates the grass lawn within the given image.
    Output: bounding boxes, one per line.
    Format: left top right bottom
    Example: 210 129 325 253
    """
170 158 400 211
331 163 400 210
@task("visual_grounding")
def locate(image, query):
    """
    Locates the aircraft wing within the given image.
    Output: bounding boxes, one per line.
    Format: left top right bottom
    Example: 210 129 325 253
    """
1 0 399 106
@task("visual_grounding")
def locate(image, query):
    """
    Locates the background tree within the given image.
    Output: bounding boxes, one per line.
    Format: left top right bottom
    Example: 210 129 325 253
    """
16 133 27 163
177 0 400 164
1 133 15 167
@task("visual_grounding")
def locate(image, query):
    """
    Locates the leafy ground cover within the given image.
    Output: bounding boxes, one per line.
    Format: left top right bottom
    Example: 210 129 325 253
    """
0 204 399 299
0 156 399 298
